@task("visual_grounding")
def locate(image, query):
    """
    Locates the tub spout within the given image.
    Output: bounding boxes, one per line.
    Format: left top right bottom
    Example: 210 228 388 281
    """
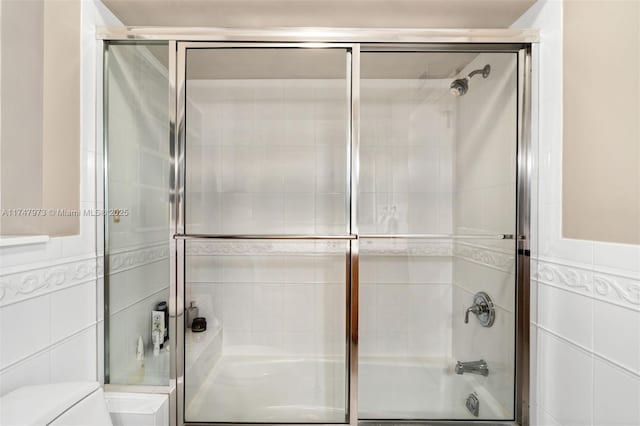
455 360 489 376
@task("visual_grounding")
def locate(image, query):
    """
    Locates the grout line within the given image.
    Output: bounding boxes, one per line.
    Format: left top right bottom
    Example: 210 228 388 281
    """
453 254 514 274
0 253 96 277
537 279 640 313
538 405 564 426
104 241 167 256
108 285 169 317
537 325 640 380
537 255 640 282
107 256 168 276
453 282 515 314
455 240 515 255
536 280 590 299
0 322 97 374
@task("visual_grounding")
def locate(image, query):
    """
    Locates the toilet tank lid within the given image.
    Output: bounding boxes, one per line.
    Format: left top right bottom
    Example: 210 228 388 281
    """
0 381 100 426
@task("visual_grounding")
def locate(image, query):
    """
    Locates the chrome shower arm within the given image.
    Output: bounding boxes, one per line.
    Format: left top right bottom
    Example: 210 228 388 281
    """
467 64 491 79
450 64 491 96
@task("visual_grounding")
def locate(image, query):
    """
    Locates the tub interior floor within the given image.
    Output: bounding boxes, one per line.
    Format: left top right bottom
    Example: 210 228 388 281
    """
185 355 507 423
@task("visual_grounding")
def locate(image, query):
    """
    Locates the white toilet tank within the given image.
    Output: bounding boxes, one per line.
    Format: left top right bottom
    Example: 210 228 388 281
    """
0 382 112 426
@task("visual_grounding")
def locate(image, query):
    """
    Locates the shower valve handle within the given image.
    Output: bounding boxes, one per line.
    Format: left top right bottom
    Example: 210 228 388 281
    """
464 304 483 323
464 292 496 327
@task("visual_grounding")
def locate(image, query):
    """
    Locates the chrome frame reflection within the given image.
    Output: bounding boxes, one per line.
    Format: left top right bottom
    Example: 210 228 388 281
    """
169 39 179 426
349 44 360 426
515 46 532 426
176 42 187 426
96 38 106 386
99 31 534 426
101 40 111 385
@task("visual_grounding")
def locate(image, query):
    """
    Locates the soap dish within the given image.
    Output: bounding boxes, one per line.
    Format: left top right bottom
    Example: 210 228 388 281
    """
192 317 207 332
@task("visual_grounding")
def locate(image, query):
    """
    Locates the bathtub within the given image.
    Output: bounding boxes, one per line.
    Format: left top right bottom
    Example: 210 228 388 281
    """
185 356 508 423
358 357 507 420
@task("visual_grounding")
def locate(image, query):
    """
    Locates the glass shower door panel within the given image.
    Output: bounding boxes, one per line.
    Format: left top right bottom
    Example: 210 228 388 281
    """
184 240 348 423
104 42 170 386
183 47 351 423
358 51 518 420
185 48 349 236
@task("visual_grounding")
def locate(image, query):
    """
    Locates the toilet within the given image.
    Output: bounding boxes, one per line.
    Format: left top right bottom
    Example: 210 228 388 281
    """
0 382 112 426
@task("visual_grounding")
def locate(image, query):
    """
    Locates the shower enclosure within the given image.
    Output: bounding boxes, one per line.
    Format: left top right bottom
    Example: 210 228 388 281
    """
100 28 533 426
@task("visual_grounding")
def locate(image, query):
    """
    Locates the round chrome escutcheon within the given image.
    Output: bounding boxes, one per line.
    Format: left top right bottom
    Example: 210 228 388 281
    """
474 291 496 327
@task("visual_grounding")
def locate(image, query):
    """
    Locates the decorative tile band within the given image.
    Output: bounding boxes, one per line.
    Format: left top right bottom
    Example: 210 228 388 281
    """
535 259 640 309
0 257 97 307
535 261 592 295
0 243 169 307
453 242 516 272
186 240 453 257
360 240 452 256
592 273 640 308
187 240 348 256
107 243 169 275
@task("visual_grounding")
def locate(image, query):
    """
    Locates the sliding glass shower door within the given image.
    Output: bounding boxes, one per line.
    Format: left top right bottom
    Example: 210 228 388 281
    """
357 50 518 421
173 43 526 425
181 46 353 423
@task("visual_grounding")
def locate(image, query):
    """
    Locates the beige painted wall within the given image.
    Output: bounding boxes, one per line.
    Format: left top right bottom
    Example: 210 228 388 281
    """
0 0 80 236
41 0 80 236
0 0 45 235
563 0 640 244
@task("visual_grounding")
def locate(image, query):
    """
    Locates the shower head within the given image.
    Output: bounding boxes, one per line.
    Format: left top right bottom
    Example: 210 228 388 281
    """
450 64 491 97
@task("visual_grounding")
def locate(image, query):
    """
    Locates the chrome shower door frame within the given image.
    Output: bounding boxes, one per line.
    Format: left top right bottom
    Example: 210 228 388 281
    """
99 28 534 426
175 41 359 426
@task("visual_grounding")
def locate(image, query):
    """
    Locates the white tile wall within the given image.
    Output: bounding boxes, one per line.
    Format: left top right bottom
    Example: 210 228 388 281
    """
50 327 97 383
0 295 51 369
359 254 453 359
593 360 640 426
186 79 348 235
186 242 347 359
51 282 96 341
185 75 457 364
359 79 454 235
0 0 122 397
453 256 516 312
109 289 169 385
593 300 640 374
513 2 640 425
538 332 593 426
0 218 98 382
0 351 50 396
538 284 593 349
106 43 170 252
